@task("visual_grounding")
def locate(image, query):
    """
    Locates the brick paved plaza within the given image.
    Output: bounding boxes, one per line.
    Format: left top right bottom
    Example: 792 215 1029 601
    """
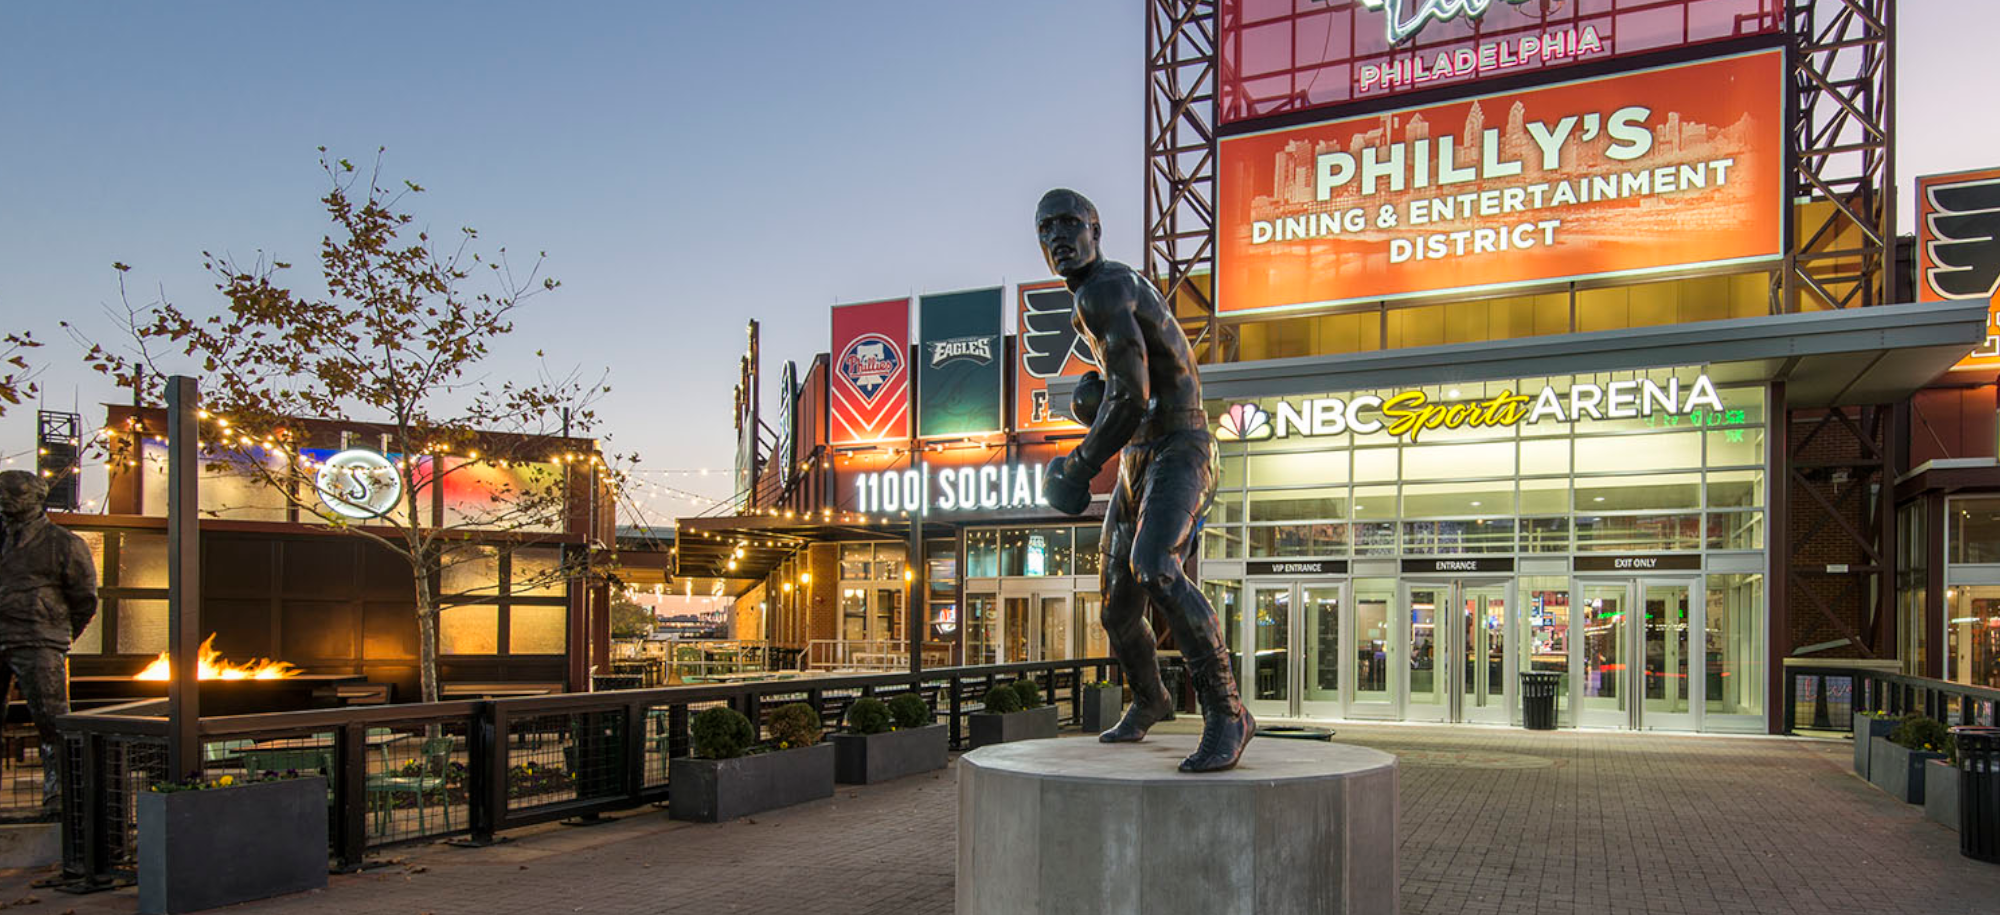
6 723 1998 915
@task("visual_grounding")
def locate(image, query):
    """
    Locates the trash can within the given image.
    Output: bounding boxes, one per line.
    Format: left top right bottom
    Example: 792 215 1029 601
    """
1954 726 2000 863
1520 671 1560 731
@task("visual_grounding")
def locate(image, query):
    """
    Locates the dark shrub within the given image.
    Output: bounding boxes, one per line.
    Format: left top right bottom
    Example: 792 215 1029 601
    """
887 693 931 730
768 702 823 749
1889 712 1955 757
691 707 754 760
1010 678 1042 709
846 697 892 735
982 684 1022 715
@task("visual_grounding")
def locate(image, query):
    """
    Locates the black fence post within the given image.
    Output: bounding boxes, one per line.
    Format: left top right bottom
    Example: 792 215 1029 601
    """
336 722 368 867
668 705 690 759
1782 670 1796 733
949 676 963 750
623 701 646 805
469 703 507 844
80 734 106 884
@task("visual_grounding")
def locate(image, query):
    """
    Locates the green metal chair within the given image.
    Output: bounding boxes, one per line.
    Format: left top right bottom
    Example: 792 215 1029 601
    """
239 746 334 777
365 737 453 836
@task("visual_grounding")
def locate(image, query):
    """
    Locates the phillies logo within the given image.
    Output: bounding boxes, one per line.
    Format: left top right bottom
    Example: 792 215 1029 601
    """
838 334 902 404
1356 0 1532 44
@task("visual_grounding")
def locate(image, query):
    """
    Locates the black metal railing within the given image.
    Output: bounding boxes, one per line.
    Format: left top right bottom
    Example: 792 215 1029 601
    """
55 657 1114 887
1783 665 2000 734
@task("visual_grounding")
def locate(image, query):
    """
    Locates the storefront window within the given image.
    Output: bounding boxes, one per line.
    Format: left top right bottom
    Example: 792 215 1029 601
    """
1575 473 1701 511
1249 523 1347 557
1707 512 1764 550
1949 498 2000 564
117 598 169 654
440 604 500 654
1204 525 1246 559
1574 513 1704 552
1074 526 1102 576
966 529 999 577
1705 574 1764 715
508 605 566 654
1948 585 2000 690
1353 521 1397 556
117 533 169 589
1899 501 1928 676
1520 517 1569 552
1402 482 1513 517
1205 580 1244 682
508 547 565 597
1248 487 1344 522
1001 528 1072 576
1402 519 1514 554
840 545 873 581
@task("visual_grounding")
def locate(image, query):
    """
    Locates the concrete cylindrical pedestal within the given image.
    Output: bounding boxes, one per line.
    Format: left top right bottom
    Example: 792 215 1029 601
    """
957 735 1397 915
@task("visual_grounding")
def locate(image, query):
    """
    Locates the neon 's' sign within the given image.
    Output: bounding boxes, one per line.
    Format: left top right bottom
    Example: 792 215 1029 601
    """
1358 0 1531 45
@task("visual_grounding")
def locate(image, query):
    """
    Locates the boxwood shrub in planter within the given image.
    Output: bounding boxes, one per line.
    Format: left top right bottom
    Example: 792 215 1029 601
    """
969 679 1059 750
1853 711 1899 778
831 694 948 784
670 704 835 823
1079 680 1124 734
139 774 328 914
1869 714 1952 804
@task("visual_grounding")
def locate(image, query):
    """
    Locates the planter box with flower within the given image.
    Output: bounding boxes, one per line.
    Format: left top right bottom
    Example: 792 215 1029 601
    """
1868 713 1952 804
832 694 949 784
1926 756 1960 829
669 703 835 822
1854 711 1899 778
1080 680 1124 734
969 679 1060 750
139 773 328 915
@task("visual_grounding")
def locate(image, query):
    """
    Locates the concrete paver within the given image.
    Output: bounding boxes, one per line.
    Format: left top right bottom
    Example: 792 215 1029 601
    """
4 723 1997 914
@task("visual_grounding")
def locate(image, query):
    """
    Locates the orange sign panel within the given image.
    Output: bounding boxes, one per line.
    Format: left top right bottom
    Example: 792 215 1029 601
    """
1916 166 2000 372
1216 49 1787 315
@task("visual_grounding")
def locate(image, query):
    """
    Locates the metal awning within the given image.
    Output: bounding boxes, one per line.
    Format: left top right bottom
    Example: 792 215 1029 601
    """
672 514 955 591
1050 300 1991 408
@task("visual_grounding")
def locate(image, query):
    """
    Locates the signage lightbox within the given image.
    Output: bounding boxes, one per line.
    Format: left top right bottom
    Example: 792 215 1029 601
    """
852 461 1047 515
918 288 1005 438
1216 49 1787 316
1215 374 1730 443
1217 0 1781 123
830 298 911 445
1918 167 2000 372
314 449 402 520
1014 280 1098 434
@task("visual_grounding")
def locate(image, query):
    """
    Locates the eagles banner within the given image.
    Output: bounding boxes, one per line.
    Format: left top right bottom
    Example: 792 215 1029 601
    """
918 287 1005 438
1014 279 1098 434
830 298 911 446
1918 167 2000 372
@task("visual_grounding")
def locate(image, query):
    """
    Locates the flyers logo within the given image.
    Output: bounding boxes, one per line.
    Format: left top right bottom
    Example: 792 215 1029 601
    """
1356 0 1532 44
1925 173 2000 302
1019 286 1097 379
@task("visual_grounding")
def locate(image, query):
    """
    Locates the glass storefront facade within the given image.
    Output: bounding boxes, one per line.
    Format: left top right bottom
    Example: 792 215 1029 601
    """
1943 497 2000 691
964 525 1108 665
1198 367 1769 732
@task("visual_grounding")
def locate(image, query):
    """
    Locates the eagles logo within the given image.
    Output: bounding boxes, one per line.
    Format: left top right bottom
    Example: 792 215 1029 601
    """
1924 173 2000 302
1019 286 1098 379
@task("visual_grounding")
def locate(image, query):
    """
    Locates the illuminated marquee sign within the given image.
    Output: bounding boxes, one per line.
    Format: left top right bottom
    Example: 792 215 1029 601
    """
1215 375 1727 443
853 462 1048 515
1217 50 1786 315
313 449 402 520
1916 167 2000 372
1360 0 1529 45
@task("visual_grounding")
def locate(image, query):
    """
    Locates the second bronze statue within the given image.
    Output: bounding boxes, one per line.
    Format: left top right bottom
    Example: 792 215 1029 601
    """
1034 188 1254 773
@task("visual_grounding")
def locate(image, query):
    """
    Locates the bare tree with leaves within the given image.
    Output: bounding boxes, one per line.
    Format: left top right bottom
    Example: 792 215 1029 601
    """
0 332 41 415
74 149 629 702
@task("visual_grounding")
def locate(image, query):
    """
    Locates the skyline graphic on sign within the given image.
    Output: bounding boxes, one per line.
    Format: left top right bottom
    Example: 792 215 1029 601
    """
1014 280 1099 434
918 287 1005 438
1217 49 1786 315
829 298 911 445
1918 166 2000 372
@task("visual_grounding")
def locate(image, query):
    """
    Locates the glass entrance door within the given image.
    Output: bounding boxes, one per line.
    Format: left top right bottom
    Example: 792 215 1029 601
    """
1577 578 1701 729
1402 580 1513 723
999 590 1074 662
1242 580 1346 720
1348 581 1399 719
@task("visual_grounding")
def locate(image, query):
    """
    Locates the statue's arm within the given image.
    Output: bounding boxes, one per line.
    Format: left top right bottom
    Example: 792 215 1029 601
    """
62 536 98 639
1066 280 1149 476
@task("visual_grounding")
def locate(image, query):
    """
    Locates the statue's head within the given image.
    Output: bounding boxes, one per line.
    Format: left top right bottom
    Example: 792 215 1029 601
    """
1036 189 1102 279
0 470 47 523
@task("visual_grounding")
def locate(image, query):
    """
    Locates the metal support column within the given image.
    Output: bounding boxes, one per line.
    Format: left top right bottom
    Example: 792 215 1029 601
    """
165 375 201 778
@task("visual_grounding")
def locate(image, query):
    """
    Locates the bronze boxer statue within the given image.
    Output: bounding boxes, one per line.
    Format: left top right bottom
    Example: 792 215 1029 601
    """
0 470 98 817
1036 189 1253 772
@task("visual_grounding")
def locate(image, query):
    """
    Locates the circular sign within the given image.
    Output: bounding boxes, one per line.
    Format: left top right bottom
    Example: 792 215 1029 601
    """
314 449 402 520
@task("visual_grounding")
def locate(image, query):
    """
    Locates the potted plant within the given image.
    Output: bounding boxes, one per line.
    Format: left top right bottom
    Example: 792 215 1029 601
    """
669 703 835 823
1869 713 1950 804
830 693 949 784
139 772 328 914
1925 742 1961 830
1853 710 1898 778
1079 678 1124 734
968 678 1060 750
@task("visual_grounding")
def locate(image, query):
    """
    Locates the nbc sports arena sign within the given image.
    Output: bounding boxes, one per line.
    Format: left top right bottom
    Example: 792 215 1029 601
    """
852 461 1048 515
1214 374 1729 443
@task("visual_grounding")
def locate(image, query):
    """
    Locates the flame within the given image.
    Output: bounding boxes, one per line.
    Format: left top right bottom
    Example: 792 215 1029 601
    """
132 635 303 681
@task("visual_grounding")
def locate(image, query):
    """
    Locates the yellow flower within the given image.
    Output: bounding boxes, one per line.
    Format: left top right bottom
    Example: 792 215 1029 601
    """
217 775 234 787
779 741 790 749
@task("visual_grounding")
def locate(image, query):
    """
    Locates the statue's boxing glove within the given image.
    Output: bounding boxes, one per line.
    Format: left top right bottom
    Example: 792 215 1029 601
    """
1069 370 1105 426
1043 455 1094 516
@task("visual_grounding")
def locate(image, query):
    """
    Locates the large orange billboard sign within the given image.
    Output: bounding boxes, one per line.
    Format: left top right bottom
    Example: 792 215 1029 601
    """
1916 167 2000 372
1217 49 1787 316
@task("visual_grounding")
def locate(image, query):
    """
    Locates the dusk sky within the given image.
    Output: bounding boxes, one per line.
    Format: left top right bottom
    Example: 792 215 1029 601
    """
3 2 1995 530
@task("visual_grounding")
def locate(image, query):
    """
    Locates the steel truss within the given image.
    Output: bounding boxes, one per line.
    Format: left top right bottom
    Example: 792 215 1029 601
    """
1143 0 1228 363
1783 0 1896 313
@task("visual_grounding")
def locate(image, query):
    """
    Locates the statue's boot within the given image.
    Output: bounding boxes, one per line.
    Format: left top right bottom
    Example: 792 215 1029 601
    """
1176 632 1255 773
1098 629 1175 743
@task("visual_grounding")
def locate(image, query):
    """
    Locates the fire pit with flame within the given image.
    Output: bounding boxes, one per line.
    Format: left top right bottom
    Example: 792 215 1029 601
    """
132 635 303 682
72 633 364 715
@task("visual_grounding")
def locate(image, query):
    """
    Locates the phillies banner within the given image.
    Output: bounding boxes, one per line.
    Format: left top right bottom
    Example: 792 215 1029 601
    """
1917 167 2000 372
1218 49 1786 315
918 287 1005 438
1014 279 1097 434
829 298 910 446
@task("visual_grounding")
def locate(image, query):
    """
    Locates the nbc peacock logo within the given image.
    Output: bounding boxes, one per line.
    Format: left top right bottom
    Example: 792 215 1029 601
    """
1215 403 1273 442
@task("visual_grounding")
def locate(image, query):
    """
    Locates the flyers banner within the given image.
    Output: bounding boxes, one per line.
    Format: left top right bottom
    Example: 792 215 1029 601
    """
829 298 910 446
1217 0 1779 123
918 287 1005 438
1917 167 2000 372
1014 280 1099 434
1217 49 1786 316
